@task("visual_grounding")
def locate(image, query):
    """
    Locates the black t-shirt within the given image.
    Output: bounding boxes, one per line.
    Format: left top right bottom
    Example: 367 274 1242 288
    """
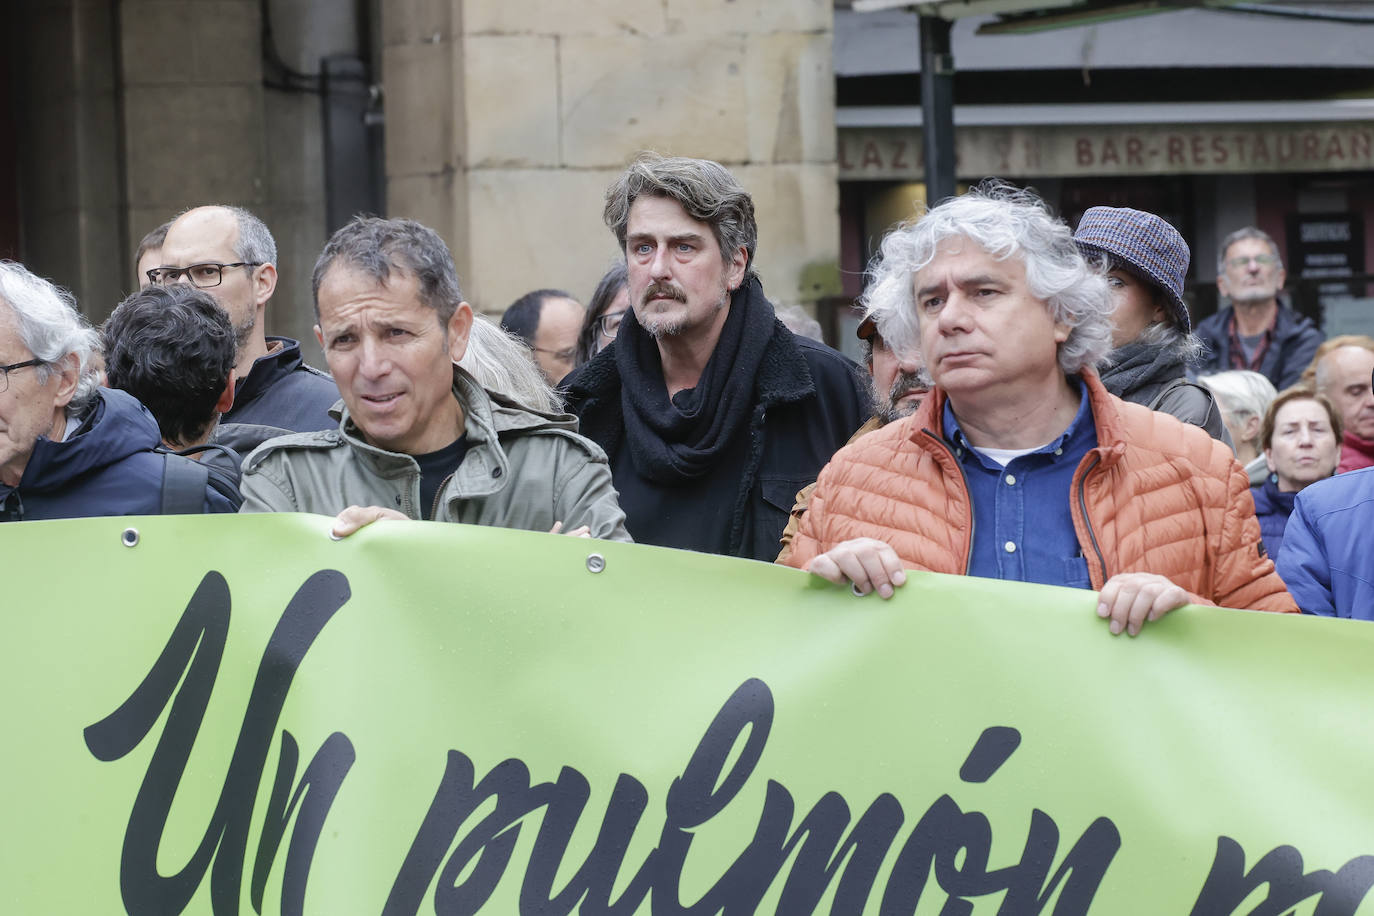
413 436 469 520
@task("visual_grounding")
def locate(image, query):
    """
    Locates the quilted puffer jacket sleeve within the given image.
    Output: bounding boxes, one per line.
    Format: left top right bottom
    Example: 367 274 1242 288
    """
1207 456 1299 613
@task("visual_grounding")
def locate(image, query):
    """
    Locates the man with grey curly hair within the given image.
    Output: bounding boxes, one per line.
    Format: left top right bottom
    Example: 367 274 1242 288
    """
783 184 1296 633
0 262 235 519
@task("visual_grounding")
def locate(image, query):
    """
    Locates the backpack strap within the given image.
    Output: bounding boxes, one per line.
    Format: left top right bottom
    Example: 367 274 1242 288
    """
160 451 211 515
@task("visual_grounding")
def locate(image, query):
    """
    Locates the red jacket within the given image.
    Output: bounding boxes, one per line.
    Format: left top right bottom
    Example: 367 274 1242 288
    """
785 371 1297 613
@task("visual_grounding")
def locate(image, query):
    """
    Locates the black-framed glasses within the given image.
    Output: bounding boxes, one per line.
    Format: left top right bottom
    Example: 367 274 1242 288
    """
596 309 628 337
0 358 44 394
146 261 261 289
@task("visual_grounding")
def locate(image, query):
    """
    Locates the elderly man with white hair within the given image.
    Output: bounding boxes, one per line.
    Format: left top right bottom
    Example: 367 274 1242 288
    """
0 261 236 520
783 183 1296 634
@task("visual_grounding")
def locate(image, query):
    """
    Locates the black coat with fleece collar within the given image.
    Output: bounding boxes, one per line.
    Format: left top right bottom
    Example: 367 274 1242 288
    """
563 321 869 561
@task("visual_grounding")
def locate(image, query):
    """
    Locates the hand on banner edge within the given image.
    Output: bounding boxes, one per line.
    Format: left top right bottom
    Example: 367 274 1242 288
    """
1097 572 1189 637
806 537 907 599
330 505 409 539
550 521 592 538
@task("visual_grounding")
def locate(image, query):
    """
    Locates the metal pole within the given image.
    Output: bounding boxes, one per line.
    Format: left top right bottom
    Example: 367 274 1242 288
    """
919 15 956 206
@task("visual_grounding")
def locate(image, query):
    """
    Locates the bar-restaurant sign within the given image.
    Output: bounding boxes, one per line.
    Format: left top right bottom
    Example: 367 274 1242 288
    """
839 122 1374 179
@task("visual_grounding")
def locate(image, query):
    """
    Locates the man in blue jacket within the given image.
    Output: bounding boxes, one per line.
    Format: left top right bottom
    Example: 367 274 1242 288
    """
1276 364 1374 619
0 262 235 520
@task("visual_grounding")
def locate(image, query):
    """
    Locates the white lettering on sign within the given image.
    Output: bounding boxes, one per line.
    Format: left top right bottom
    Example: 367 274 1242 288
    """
1301 223 1353 243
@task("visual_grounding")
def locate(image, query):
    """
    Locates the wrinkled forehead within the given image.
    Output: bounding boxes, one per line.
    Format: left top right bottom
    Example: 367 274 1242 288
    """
1276 397 1332 423
1223 236 1278 262
913 236 1024 290
316 262 440 326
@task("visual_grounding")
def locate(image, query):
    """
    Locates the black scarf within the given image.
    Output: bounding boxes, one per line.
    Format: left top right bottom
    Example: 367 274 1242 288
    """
615 277 775 484
1098 340 1187 404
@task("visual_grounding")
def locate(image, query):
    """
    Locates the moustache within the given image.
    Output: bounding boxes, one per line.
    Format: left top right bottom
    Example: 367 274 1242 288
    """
889 371 928 403
641 283 687 306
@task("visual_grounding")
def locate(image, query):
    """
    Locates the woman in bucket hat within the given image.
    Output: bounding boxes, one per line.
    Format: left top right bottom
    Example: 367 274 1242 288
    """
1073 206 1229 442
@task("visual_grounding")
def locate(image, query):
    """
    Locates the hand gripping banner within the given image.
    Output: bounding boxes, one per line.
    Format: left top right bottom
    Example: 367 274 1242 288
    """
3 513 1372 915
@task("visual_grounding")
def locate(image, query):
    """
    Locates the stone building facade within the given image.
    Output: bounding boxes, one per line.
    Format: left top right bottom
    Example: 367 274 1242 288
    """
7 0 840 362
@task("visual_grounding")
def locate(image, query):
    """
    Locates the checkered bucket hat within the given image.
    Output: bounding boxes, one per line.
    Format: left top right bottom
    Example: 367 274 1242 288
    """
1073 206 1192 333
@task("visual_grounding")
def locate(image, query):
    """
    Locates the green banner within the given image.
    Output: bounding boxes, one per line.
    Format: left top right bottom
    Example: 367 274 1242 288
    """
4 513 1373 914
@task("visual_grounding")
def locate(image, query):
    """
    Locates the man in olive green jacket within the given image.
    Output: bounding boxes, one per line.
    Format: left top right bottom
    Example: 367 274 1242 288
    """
241 366 629 540
240 214 628 542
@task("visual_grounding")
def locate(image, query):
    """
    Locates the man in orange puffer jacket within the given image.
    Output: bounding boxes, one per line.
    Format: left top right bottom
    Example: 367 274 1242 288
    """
783 183 1296 635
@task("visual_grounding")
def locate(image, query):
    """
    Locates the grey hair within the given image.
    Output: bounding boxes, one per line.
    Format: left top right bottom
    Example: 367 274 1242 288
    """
1116 321 1206 367
312 216 463 324
862 181 1114 376
1217 226 1282 273
604 152 758 278
460 316 562 414
1196 370 1278 450
774 303 824 342
0 261 102 411
224 206 277 267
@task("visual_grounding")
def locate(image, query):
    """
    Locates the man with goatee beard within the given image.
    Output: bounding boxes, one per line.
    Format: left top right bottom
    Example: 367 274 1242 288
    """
776 316 930 563
562 153 869 561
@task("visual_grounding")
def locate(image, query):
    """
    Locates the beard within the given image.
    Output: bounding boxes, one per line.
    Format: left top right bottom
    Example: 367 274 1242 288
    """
637 282 730 340
1227 281 1279 306
873 370 927 426
233 309 256 355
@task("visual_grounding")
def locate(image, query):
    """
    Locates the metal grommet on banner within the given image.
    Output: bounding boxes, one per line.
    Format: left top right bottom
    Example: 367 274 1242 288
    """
586 553 606 574
851 582 867 598
121 528 140 548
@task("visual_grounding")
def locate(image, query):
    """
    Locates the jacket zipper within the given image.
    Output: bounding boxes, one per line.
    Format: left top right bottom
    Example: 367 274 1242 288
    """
1075 453 1107 587
429 473 454 521
919 429 976 575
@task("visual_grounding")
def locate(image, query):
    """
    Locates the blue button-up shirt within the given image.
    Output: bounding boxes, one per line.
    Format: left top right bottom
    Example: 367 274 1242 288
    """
943 379 1099 589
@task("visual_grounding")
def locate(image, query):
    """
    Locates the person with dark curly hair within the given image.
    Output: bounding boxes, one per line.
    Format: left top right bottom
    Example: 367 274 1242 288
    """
103 284 238 451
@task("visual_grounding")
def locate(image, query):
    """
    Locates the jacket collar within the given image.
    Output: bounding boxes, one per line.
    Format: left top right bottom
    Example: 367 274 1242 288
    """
2 388 161 497
233 337 305 409
333 365 581 500
911 367 1128 466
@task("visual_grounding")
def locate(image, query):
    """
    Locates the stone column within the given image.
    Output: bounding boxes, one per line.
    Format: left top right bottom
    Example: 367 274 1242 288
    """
13 0 124 317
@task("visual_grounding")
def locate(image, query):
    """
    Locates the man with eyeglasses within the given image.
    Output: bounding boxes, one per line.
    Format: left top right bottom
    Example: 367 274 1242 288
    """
0 262 236 520
498 289 585 386
1195 227 1323 390
152 206 340 432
